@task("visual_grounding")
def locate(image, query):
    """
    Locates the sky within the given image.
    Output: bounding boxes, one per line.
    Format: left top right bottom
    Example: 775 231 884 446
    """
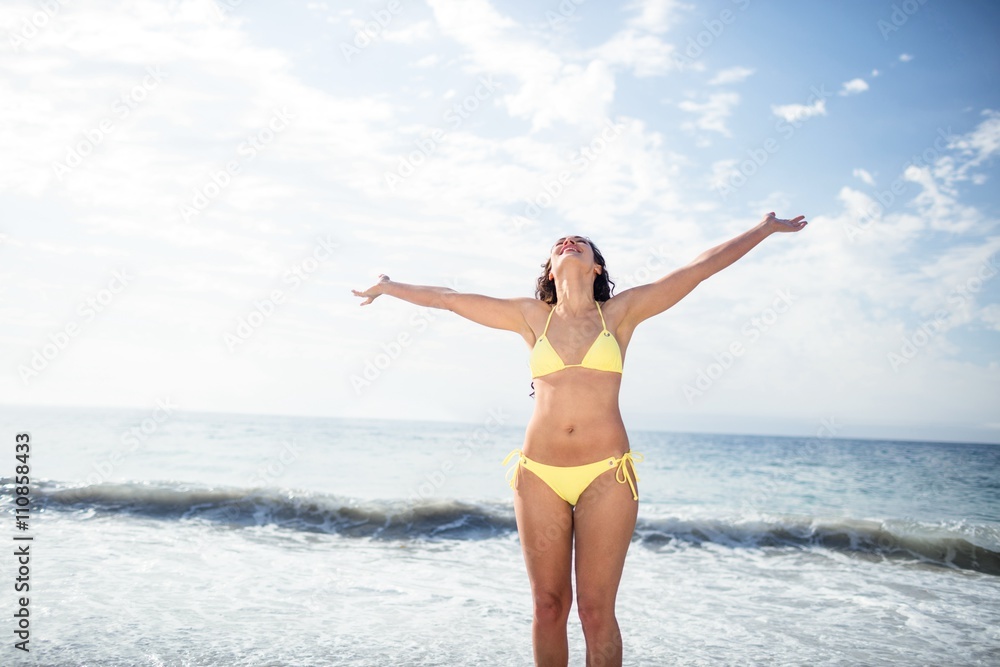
2 0 999 444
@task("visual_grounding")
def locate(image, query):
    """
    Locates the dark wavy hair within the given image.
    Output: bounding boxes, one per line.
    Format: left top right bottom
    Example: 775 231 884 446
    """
534 237 616 304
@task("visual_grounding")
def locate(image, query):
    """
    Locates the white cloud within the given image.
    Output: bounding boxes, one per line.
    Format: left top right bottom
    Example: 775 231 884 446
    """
979 304 1000 332
624 0 685 34
593 0 691 78
595 29 679 78
919 109 1000 198
771 98 826 123
708 158 739 191
708 66 755 85
839 78 869 96
678 92 740 137
904 165 980 233
411 54 441 68
839 109 1000 247
901 239 1000 341
382 20 433 43
747 191 792 217
853 168 876 186
945 109 1000 176
507 60 616 131
899 53 913 62
427 0 615 130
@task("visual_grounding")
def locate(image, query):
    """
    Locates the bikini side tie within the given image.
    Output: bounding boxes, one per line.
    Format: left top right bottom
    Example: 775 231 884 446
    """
614 451 644 501
502 449 526 491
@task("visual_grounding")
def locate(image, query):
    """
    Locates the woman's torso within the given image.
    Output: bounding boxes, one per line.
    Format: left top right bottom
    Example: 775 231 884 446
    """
521 297 635 465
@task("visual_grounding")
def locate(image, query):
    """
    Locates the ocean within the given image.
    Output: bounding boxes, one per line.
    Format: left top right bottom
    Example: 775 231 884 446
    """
1 405 998 666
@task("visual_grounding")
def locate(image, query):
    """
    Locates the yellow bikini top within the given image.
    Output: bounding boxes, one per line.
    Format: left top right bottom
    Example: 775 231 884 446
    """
529 300 623 378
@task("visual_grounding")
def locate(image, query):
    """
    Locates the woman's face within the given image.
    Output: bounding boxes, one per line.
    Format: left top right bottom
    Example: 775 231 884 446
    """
550 235 594 266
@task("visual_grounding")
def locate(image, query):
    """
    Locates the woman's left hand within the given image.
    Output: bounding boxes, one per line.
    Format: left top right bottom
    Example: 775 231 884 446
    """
762 211 808 233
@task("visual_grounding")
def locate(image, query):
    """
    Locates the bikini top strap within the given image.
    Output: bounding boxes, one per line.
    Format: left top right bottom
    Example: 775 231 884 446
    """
541 305 555 337
544 301 606 336
595 300 608 331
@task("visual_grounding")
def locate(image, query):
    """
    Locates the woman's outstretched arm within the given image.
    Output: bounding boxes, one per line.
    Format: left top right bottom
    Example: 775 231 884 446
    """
352 274 535 335
618 212 807 329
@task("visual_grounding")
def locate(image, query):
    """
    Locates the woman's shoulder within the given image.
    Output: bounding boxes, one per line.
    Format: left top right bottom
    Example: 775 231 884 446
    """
599 293 634 332
524 297 554 312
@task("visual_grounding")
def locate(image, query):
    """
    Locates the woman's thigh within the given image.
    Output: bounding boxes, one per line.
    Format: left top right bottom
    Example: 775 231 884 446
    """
572 467 639 607
513 465 575 599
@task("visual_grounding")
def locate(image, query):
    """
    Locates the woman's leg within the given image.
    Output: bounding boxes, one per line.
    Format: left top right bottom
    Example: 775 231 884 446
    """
514 464 575 666
572 466 639 667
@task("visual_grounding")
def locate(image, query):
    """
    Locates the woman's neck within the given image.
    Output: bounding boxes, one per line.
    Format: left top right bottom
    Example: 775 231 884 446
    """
552 276 596 315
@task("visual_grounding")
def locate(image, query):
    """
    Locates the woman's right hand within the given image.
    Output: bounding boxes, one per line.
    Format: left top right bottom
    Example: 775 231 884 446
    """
351 274 391 306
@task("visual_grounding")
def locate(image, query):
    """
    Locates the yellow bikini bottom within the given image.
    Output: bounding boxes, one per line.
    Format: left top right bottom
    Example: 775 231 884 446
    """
502 449 643 506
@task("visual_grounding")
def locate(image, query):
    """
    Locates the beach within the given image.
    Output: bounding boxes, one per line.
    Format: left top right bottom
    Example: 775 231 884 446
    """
2 405 998 666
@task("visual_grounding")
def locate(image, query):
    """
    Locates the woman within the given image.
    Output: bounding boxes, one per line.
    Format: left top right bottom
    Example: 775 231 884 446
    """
352 211 808 666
